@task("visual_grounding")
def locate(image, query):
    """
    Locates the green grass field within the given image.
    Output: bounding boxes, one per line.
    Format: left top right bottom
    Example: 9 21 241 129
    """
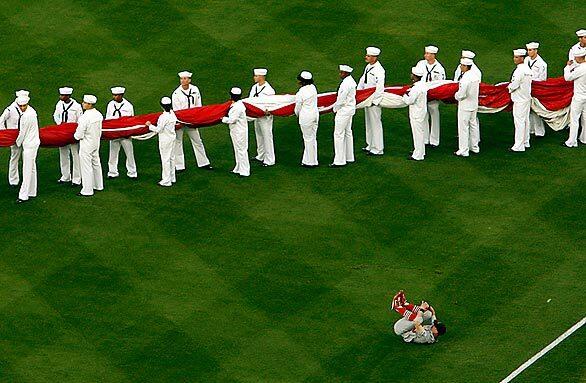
0 1 584 382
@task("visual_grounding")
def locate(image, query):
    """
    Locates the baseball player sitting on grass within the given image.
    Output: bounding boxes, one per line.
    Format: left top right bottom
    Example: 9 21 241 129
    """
391 290 446 344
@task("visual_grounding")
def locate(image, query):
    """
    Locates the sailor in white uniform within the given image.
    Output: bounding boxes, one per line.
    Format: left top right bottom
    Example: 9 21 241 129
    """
454 58 481 157
249 68 276 166
295 71 319 167
331 64 357 167
146 97 178 186
415 45 446 147
171 71 212 171
106 86 137 179
222 87 250 177
524 42 548 137
0 90 30 187
14 96 40 203
508 49 533 152
74 95 104 196
402 67 428 161
357 46 386 155
53 87 83 185
563 47 586 147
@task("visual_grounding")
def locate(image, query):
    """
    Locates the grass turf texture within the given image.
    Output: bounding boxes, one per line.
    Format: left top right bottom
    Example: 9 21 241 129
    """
0 1 584 382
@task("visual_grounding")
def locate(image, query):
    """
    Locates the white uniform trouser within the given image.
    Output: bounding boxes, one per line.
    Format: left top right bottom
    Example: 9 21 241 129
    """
174 127 210 170
230 126 250 176
333 113 355 165
393 311 433 336
59 143 81 184
18 145 38 201
565 97 586 147
8 144 21 185
300 120 319 166
158 138 176 186
79 146 104 196
409 118 426 160
254 116 275 165
511 101 531 151
529 110 545 136
424 100 441 146
364 105 384 154
108 138 137 178
457 109 479 156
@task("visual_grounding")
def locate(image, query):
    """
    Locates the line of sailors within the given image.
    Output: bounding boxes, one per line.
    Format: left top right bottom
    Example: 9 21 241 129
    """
2 30 585 202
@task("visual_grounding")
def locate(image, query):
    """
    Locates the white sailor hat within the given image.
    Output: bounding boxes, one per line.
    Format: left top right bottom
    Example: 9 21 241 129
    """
366 46 381 56
253 68 268 76
425 45 439 54
83 94 97 104
160 96 172 105
230 87 242 95
460 58 474 66
299 71 313 80
461 50 476 59
526 42 539 50
59 87 73 95
339 64 353 73
15 90 30 98
576 29 586 37
513 49 527 56
574 47 586 57
111 86 126 94
411 66 425 77
16 96 30 106
178 71 193 78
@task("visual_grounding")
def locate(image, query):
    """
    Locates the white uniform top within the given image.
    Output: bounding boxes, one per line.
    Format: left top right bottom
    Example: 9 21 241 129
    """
524 55 548 81
402 80 428 121
455 70 481 112
74 108 103 150
53 99 83 124
149 111 177 141
106 98 135 120
172 84 202 111
508 63 533 103
568 42 585 61
333 75 357 116
415 59 446 82
357 61 386 104
402 325 436 344
294 84 319 124
564 62 586 100
222 100 248 130
0 101 21 129
15 106 40 148
454 63 482 82
248 81 276 98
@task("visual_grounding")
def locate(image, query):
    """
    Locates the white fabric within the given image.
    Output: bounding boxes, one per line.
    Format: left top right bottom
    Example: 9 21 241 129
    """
565 63 586 100
333 114 354 165
222 101 250 176
526 42 539 49
249 81 276 165
568 42 585 61
402 81 428 160
254 68 267 76
106 99 137 178
149 111 177 185
454 63 482 82
110 87 126 94
455 72 481 155
230 87 242 95
300 71 312 80
461 50 475 59
513 49 527 56
339 65 353 73
531 99 570 131
172 84 209 169
366 47 380 56
333 76 357 116
178 71 192 78
425 46 438 54
74 108 104 195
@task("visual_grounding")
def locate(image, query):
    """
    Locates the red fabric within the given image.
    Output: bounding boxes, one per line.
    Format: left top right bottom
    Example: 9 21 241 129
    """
0 78 574 148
